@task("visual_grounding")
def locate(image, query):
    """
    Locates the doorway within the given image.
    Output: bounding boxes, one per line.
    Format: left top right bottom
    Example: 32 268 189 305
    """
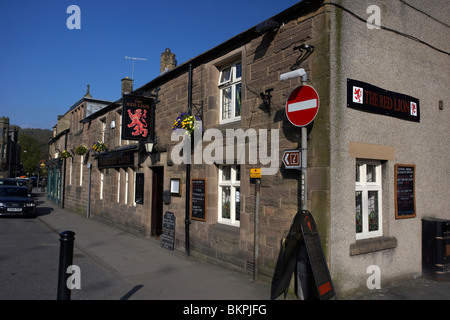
151 166 164 237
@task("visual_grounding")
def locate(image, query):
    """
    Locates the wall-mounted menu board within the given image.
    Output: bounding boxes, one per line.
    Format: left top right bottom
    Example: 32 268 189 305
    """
191 179 207 221
395 164 416 219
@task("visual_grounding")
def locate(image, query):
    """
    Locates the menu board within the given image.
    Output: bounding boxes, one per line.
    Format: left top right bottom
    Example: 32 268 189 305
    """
395 164 416 219
191 179 207 221
161 212 175 250
300 211 336 300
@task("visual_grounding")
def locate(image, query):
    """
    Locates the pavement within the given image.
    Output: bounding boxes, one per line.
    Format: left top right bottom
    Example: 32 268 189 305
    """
34 191 450 301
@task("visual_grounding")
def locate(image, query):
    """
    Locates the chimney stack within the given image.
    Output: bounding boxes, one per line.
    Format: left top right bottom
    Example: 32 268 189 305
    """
160 48 177 74
121 77 133 95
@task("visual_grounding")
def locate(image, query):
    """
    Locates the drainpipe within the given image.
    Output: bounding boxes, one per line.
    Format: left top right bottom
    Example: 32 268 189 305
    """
86 162 91 219
185 63 193 256
61 133 67 208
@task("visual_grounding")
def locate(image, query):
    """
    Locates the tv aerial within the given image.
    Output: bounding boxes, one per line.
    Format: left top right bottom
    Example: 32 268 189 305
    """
124 56 147 80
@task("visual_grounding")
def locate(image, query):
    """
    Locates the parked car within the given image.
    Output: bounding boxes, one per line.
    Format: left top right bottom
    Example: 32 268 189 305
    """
15 178 32 192
0 178 18 186
0 186 36 217
0 178 33 193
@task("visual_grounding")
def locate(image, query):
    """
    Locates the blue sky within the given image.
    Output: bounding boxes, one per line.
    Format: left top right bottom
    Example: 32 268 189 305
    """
0 0 300 130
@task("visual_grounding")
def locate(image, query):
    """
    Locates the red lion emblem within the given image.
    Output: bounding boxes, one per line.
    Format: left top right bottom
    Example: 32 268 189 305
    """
127 109 148 137
354 88 362 103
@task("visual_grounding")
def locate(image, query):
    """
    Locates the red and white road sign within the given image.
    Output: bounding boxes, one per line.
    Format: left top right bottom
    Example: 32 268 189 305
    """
285 85 319 127
282 149 301 169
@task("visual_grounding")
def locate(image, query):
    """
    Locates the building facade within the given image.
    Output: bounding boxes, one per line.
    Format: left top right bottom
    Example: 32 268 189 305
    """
0 117 21 178
47 86 112 206
49 0 450 297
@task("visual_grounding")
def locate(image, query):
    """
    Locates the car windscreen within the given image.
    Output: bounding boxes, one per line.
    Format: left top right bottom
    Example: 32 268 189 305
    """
0 187 30 198
16 180 27 186
0 180 17 185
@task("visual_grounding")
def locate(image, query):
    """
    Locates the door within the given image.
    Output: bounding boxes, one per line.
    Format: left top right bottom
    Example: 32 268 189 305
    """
151 167 164 237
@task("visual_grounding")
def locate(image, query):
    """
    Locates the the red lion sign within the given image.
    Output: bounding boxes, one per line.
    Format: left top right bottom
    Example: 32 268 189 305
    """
122 95 154 141
127 109 148 137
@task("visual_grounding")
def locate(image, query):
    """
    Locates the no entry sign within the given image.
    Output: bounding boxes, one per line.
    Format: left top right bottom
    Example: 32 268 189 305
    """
285 85 319 127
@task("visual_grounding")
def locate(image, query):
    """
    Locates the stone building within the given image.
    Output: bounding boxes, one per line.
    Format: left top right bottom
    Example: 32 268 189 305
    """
50 0 450 297
47 86 112 206
0 117 20 178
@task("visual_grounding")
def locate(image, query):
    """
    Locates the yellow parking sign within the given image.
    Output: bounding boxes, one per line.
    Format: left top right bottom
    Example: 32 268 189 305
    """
250 168 261 179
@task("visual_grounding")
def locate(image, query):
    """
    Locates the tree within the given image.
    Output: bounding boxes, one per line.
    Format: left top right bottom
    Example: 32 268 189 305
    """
18 134 41 176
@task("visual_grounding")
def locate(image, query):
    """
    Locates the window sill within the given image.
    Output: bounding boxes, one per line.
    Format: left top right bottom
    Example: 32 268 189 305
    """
210 223 240 235
350 236 397 256
218 118 242 130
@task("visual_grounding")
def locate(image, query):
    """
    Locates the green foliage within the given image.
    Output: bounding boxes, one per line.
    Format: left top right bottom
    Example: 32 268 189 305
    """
18 134 41 175
20 128 52 161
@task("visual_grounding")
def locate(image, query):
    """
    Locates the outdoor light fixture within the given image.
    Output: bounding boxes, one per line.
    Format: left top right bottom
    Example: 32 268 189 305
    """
280 68 307 82
289 43 315 71
260 88 274 115
294 43 315 53
255 18 279 33
144 140 155 153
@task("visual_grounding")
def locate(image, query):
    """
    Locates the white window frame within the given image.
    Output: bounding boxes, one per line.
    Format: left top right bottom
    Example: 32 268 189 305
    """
119 111 123 146
218 165 241 227
117 169 121 203
355 160 383 240
133 172 137 207
79 155 83 186
124 170 129 205
100 117 106 142
218 61 242 124
100 170 104 200
69 158 73 185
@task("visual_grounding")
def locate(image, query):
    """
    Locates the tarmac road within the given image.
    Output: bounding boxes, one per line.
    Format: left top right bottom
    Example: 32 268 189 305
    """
2 191 448 302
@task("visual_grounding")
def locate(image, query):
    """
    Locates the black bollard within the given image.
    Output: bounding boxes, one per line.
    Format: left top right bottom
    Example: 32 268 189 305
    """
57 230 75 300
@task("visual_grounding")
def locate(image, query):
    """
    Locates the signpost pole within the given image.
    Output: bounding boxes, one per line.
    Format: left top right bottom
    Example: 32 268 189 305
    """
300 77 309 211
254 178 260 281
301 126 307 210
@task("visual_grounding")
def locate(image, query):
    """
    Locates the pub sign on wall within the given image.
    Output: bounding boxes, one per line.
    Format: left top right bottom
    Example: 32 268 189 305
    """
121 94 155 141
347 79 420 122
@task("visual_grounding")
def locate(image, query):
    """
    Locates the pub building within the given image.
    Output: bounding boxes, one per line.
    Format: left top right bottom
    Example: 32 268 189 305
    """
48 0 450 297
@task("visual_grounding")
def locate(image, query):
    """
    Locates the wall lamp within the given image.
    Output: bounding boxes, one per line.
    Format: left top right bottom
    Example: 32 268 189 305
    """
255 19 279 33
293 43 315 53
144 139 155 153
260 88 274 115
290 43 315 71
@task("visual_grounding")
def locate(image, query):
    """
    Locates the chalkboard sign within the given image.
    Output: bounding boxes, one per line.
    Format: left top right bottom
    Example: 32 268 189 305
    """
300 211 336 300
191 179 207 221
161 211 175 250
395 164 416 219
135 173 144 205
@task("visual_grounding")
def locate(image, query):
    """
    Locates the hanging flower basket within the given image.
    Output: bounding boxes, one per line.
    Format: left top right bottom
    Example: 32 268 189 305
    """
74 145 87 155
92 141 108 153
172 112 201 136
60 150 73 159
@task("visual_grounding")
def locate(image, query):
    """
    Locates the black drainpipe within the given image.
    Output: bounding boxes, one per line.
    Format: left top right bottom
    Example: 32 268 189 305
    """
185 63 193 256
